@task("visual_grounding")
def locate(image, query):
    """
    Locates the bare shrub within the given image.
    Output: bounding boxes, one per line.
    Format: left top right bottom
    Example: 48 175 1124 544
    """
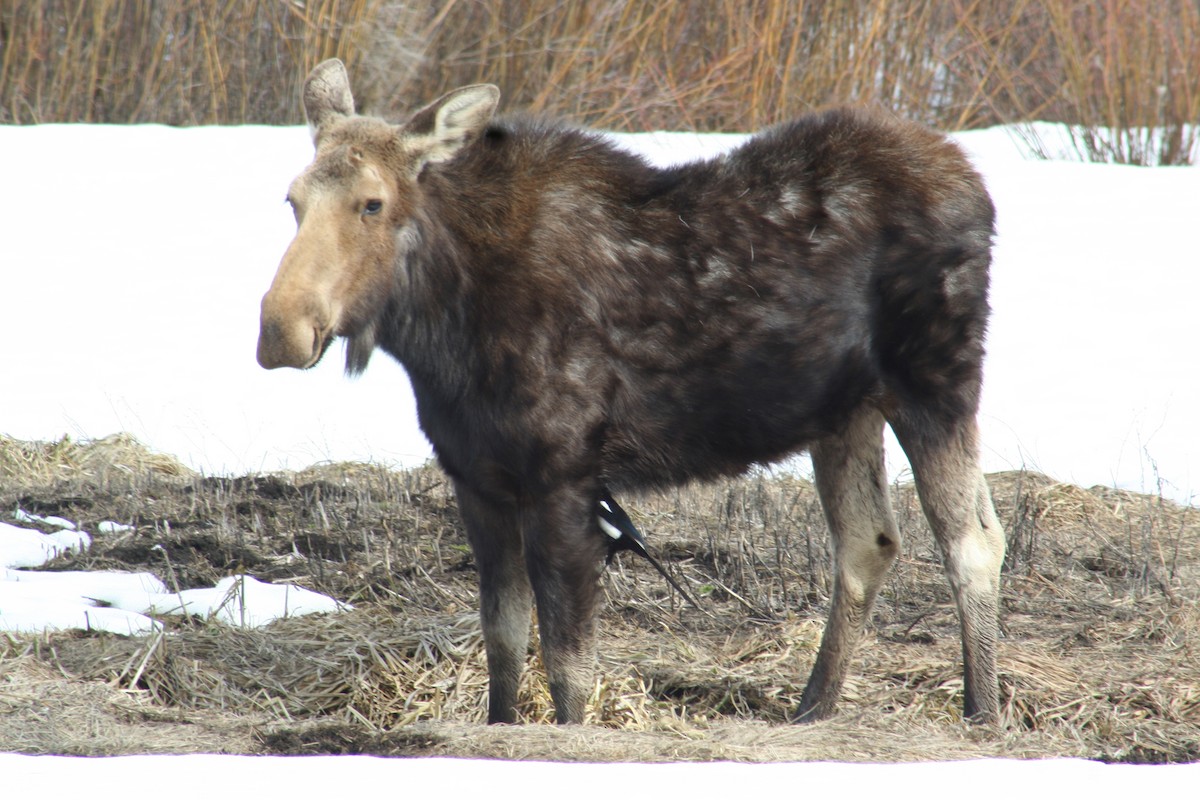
3 0 1196 163
0 0 378 124
948 0 1200 164
355 0 978 131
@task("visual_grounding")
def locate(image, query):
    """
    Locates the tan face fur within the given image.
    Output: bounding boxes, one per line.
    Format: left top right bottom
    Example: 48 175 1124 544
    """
256 59 498 371
258 137 398 369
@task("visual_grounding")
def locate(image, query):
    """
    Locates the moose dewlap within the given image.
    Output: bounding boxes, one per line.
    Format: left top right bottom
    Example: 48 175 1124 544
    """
259 59 1005 725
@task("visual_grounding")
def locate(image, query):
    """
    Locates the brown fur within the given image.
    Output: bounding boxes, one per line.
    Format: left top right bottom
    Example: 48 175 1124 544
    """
259 60 1006 725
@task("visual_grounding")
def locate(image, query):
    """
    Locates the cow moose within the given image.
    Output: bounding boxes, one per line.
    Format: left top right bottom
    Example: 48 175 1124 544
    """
258 59 1006 725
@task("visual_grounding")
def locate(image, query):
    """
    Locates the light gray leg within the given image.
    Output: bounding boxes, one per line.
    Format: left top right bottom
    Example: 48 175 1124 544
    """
796 406 901 722
892 414 1005 723
521 485 607 724
454 480 531 724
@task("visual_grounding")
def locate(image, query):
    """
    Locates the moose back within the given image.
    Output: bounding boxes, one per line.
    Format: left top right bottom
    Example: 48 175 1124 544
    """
258 59 1006 725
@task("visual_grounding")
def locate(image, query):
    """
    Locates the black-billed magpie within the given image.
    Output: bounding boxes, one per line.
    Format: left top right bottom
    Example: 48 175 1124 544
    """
597 488 702 611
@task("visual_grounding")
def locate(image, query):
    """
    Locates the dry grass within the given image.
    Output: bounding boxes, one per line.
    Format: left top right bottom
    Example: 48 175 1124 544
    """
0 433 190 492
0 648 263 755
2 1 1196 163
0 0 376 124
1 435 1197 762
948 0 1200 164
355 1 977 132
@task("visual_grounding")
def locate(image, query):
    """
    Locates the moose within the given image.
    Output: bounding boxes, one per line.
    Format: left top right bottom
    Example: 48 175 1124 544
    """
258 59 1006 725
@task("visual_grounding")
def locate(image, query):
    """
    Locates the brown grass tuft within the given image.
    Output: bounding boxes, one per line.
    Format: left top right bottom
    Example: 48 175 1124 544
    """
0 433 191 493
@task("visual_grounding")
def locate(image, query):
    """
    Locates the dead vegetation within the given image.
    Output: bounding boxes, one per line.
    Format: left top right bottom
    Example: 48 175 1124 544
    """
1 435 1197 763
3 1 1197 163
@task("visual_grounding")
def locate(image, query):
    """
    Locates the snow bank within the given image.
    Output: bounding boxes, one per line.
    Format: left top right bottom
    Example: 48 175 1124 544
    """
3 753 1198 799
1 123 1194 502
1 514 347 634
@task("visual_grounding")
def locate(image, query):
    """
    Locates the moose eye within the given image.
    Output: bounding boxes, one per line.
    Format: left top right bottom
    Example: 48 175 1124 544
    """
363 199 383 216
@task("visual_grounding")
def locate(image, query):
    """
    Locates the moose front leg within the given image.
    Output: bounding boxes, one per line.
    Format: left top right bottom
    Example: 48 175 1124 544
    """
521 486 607 724
454 480 532 724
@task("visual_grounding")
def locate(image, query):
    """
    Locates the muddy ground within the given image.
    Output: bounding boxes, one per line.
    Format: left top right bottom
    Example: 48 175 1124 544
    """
1 437 1197 762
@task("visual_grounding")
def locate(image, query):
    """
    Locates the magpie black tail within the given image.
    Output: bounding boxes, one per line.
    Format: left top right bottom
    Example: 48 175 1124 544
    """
597 489 706 613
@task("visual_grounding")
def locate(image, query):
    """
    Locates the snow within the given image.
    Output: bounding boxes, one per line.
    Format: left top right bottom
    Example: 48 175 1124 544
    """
1 512 348 634
0 121 1196 781
14 509 80 530
2 752 1197 798
0 564 346 635
144 574 347 626
0 123 1195 504
0 580 162 636
0 521 91 568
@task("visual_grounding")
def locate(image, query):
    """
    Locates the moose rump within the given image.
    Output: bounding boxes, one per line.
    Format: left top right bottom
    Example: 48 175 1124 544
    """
259 59 1006 725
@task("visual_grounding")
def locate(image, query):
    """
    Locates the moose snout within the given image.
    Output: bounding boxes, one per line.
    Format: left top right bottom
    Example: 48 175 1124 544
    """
257 318 307 369
257 295 330 370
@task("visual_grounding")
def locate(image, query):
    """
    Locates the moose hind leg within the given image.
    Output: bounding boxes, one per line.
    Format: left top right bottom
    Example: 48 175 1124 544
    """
454 481 532 724
522 487 607 724
796 406 900 722
892 413 1005 723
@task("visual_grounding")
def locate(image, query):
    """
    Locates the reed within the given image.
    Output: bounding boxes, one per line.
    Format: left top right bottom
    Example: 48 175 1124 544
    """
948 0 1200 164
1 1 1195 160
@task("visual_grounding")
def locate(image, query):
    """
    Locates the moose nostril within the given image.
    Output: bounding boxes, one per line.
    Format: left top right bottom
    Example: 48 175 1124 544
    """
309 327 325 365
256 317 312 370
256 320 282 369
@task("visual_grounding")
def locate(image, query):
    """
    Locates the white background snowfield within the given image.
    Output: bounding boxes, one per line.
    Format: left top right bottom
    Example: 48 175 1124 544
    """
0 121 1196 788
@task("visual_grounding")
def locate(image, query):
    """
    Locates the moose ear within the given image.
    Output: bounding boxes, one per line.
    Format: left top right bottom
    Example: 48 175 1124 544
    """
405 84 500 166
303 59 355 143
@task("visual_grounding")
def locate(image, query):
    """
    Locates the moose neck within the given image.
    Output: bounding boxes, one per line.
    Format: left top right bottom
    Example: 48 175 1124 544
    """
371 118 683 454
375 160 516 407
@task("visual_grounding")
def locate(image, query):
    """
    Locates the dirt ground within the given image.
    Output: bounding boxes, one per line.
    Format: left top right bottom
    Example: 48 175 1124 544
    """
2 436 1197 762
